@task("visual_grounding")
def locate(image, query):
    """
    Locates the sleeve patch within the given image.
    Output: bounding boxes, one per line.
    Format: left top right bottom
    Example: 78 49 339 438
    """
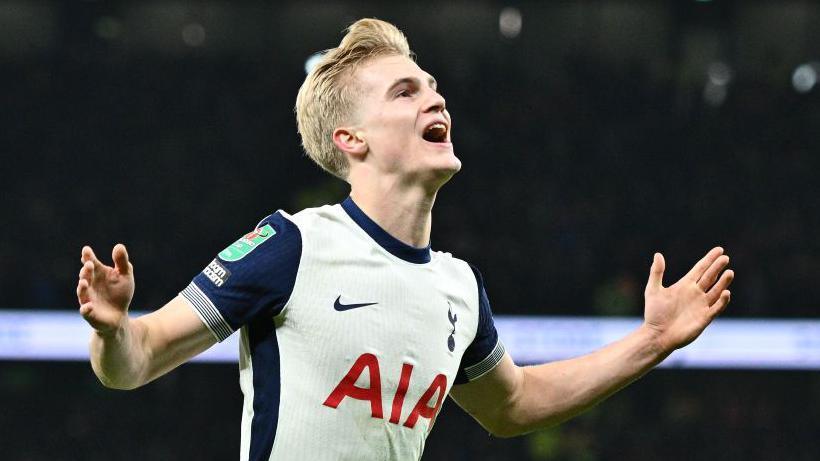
202 259 231 287
218 223 276 262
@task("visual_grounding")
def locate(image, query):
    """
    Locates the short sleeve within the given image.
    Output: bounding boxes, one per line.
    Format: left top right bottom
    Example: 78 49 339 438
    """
454 265 506 384
180 211 301 342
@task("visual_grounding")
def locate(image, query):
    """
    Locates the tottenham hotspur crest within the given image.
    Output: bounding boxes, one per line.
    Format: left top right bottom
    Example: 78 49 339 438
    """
447 302 458 352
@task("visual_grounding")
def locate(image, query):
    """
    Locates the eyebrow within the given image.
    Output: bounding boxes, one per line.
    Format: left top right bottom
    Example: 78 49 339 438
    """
385 76 438 97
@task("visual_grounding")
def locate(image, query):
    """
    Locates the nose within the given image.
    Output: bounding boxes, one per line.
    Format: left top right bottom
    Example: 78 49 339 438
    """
423 88 446 114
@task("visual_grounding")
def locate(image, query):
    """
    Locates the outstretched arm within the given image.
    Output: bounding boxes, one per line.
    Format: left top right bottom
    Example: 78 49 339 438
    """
450 247 734 437
77 244 215 389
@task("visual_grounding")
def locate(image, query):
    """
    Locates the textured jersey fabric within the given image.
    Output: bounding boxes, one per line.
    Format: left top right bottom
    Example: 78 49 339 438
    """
181 197 504 461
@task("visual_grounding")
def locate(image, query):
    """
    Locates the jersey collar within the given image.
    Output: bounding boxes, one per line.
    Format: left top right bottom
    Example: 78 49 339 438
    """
341 197 432 264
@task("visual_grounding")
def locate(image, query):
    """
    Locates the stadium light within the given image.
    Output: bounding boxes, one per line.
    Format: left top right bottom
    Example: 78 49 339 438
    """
499 7 522 39
792 62 818 94
181 23 206 47
305 51 324 75
707 61 733 86
703 61 732 107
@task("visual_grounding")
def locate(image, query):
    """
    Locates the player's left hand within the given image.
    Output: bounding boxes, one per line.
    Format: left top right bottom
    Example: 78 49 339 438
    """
642 247 734 354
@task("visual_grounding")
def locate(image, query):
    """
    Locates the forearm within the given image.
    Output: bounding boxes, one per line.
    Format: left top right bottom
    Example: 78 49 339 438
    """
454 249 732 438
89 316 152 390
507 325 669 434
79 245 218 390
88 297 217 390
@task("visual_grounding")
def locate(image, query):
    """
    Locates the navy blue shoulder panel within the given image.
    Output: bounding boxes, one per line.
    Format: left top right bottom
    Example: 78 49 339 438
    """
182 211 302 341
455 264 502 384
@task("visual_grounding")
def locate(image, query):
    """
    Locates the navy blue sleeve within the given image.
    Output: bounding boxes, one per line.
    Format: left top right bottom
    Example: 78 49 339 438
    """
454 265 506 384
180 212 301 342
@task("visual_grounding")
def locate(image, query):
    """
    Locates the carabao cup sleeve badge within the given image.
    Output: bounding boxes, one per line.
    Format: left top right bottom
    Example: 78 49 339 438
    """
218 224 276 262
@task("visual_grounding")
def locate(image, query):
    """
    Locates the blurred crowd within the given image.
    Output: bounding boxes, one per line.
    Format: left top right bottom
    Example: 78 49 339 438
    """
3 41 818 318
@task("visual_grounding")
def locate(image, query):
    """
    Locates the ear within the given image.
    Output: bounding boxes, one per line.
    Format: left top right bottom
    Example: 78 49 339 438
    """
332 127 368 159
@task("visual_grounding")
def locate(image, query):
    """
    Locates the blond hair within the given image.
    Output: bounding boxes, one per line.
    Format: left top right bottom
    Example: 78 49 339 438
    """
295 18 413 179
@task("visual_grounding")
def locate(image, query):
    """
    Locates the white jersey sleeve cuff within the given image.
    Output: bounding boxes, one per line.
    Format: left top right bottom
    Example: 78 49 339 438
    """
181 282 234 342
463 340 506 382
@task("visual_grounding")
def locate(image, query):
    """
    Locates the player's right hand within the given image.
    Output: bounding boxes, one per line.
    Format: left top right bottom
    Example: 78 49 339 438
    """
77 244 136 335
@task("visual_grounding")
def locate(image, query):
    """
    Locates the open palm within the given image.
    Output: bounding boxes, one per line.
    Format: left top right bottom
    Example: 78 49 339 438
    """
643 247 734 353
77 244 136 334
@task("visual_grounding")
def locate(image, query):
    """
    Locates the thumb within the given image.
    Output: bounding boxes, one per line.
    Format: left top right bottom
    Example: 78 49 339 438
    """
645 252 665 292
112 244 131 276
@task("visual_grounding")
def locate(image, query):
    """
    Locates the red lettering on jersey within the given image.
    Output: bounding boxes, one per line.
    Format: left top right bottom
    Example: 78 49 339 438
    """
322 353 383 419
389 363 414 424
403 374 447 429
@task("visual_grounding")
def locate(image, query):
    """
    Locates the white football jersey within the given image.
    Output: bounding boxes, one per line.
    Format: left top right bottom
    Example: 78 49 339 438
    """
181 198 504 460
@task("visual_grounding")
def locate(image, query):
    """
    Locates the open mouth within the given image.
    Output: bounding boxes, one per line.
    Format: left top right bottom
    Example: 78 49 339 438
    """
422 122 449 143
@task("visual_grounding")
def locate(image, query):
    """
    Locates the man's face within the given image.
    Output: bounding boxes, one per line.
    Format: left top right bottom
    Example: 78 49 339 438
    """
351 55 460 187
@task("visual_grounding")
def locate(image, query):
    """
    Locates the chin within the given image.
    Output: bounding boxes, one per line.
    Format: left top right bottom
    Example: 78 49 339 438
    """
424 156 462 187
443 151 462 173
403 145 462 186
427 150 461 173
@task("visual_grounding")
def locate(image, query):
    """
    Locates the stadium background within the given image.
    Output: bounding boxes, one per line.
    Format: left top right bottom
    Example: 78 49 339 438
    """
1 1 818 459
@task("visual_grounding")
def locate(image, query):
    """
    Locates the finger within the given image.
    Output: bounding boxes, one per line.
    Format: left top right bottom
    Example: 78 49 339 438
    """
706 270 734 305
77 278 91 304
81 246 104 270
80 261 99 284
697 255 729 291
79 302 103 327
112 244 131 276
709 290 731 319
645 252 665 292
79 261 94 280
79 302 94 317
684 247 724 282
79 302 118 332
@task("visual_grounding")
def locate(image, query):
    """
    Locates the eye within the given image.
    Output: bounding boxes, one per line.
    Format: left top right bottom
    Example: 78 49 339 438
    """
396 89 412 98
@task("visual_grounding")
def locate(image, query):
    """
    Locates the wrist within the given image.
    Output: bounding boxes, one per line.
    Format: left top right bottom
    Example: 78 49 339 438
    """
636 323 674 363
94 315 130 340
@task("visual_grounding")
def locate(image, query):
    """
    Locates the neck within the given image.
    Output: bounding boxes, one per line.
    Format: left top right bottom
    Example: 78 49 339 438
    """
348 176 437 249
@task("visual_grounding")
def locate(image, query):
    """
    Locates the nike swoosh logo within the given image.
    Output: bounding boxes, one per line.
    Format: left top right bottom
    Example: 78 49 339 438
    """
334 295 378 312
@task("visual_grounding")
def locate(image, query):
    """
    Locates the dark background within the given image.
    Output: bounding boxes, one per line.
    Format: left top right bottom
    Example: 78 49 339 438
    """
1 1 818 459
